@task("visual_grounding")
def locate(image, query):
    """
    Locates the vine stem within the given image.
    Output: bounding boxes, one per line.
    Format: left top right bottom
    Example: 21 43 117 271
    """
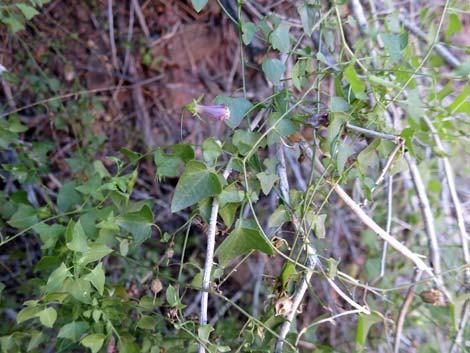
298 140 436 279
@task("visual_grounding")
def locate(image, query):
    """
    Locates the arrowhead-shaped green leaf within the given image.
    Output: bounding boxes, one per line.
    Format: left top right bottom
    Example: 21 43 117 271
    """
215 226 274 267
58 321 89 342
171 161 222 212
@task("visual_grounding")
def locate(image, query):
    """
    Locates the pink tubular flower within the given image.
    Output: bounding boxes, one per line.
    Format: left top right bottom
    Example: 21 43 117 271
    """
195 104 230 121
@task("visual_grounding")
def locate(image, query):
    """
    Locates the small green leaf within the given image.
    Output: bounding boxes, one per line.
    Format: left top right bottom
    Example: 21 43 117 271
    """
45 263 72 293
202 137 223 165
271 23 291 53
57 181 81 212
171 161 222 212
262 58 286 86
446 13 462 37
268 205 291 228
355 312 382 349
36 307 57 328
17 306 42 324
198 324 214 342
191 0 208 13
119 148 141 165
166 285 179 307
27 330 46 351
216 226 274 267
154 148 181 180
214 96 253 129
281 262 297 289
3 17 25 33
66 220 89 253
219 184 245 208
68 278 92 304
81 334 105 353
357 140 380 175
79 244 112 267
83 263 106 295
232 130 264 156
116 205 154 245
241 21 257 45
120 239 129 256
136 315 157 330
58 321 89 342
298 4 317 36
337 141 354 174
344 64 366 97
331 97 350 113
16 3 40 20
256 172 279 195
313 214 327 239
33 223 64 250
8 204 38 229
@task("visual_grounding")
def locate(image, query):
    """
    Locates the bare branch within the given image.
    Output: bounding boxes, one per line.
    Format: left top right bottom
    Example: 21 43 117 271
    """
394 270 422 353
298 140 436 279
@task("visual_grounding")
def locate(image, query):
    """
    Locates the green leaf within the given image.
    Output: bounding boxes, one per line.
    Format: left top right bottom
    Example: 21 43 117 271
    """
8 204 38 229
16 3 40 20
448 84 470 114
58 321 89 342
232 130 264 155
262 58 286 86
83 263 106 295
173 144 195 162
216 226 274 267
202 137 223 165
381 33 408 63
191 0 208 12
214 96 253 129
219 203 238 228
34 255 61 271
79 244 113 267
327 114 346 150
33 223 64 249
154 148 181 180
313 214 327 239
27 329 46 351
57 181 81 212
344 64 366 97
198 324 213 342
271 23 291 53
116 205 154 245
81 334 105 353
136 315 157 330
298 4 317 36
66 220 89 253
166 285 179 307
446 13 462 37
120 148 141 165
281 262 296 289
17 306 42 324
219 184 245 208
357 140 380 175
241 21 257 45
268 205 291 228
256 172 279 195
68 278 92 304
337 141 354 174
331 97 350 113
36 307 57 328
45 263 72 293
171 161 222 212
355 312 382 349
3 17 25 33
